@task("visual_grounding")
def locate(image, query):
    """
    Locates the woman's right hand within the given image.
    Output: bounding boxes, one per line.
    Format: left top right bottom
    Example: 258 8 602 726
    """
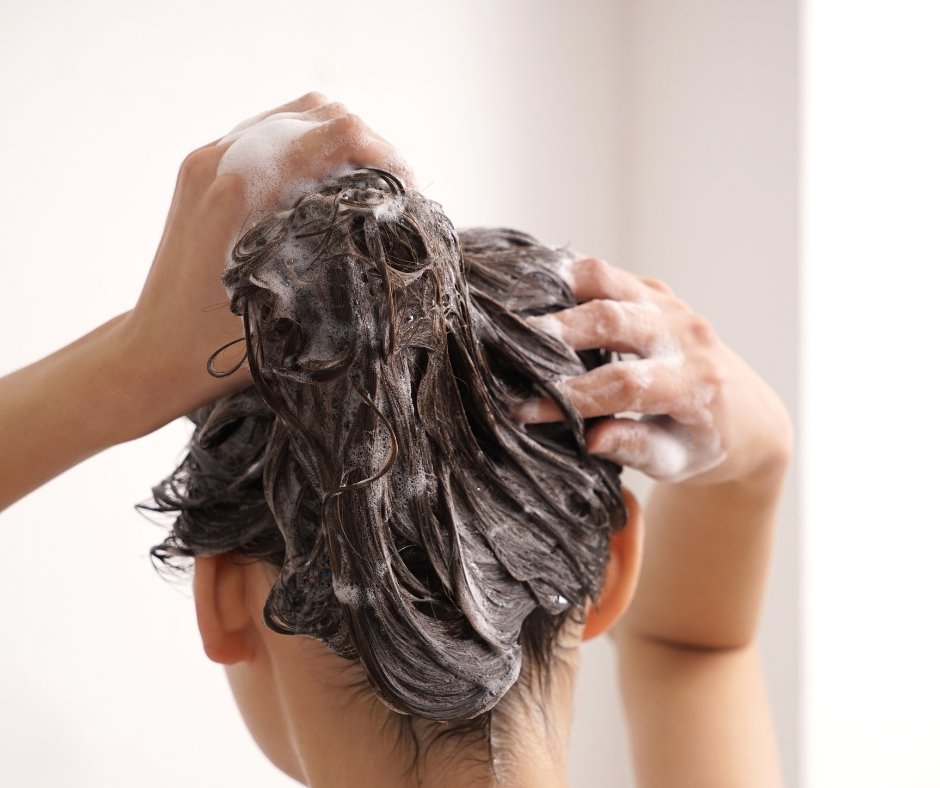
120 93 413 436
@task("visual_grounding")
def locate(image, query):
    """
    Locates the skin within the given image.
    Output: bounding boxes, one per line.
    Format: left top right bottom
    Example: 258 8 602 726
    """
192 487 644 787
0 95 791 787
516 259 791 787
0 93 410 509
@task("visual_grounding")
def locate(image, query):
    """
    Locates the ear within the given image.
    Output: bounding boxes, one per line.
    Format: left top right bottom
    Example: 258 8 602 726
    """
193 554 254 664
582 486 645 641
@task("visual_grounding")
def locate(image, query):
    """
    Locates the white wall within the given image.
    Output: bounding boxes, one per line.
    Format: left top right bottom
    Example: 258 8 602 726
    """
0 2 800 786
802 2 940 786
612 4 801 786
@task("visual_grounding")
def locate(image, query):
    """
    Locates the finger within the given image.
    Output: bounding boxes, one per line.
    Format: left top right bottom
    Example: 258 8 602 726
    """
528 299 669 355
301 102 396 149
639 276 674 295
211 94 332 154
301 101 355 123
271 91 331 114
512 359 684 423
566 257 663 307
223 92 330 139
290 114 413 185
584 417 696 482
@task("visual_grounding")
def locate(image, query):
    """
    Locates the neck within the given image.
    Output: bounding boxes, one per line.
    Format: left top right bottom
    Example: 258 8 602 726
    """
225 562 581 787
252 640 578 788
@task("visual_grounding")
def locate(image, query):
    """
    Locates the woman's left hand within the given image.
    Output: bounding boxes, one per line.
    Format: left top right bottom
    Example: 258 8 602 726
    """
0 94 412 510
514 256 792 486
123 94 412 432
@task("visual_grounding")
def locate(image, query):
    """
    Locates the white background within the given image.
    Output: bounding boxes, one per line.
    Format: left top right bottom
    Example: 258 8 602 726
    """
802 1 940 785
0 3 653 784
3 1 935 786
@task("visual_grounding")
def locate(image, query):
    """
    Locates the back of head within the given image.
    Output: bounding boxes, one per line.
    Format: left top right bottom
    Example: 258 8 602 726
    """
151 169 625 725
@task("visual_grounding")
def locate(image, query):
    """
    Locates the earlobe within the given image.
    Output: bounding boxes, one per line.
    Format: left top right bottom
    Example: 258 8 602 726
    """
582 487 645 641
193 555 254 665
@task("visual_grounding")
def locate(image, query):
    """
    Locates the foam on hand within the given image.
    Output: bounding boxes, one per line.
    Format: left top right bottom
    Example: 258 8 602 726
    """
527 305 727 483
217 109 415 238
217 113 313 215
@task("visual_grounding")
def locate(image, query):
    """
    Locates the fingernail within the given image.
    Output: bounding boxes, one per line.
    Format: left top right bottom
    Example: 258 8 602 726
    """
512 400 543 424
589 431 615 457
527 314 565 343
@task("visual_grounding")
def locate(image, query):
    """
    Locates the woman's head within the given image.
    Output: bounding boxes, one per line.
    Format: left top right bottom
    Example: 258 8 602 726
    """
149 169 630 772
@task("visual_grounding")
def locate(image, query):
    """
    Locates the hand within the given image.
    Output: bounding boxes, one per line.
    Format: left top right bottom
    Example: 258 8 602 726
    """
0 94 413 509
513 257 792 486
119 93 413 434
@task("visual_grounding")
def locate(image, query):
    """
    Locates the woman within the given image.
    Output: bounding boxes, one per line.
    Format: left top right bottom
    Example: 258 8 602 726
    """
0 94 791 787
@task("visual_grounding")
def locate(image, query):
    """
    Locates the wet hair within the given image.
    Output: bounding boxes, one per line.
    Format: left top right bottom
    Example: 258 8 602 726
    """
149 170 625 727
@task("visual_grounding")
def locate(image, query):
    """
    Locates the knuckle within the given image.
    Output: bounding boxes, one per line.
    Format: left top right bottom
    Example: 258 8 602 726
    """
592 297 621 320
696 354 725 388
591 299 625 335
580 256 609 281
178 147 217 182
212 171 242 197
615 364 638 392
342 112 365 130
581 257 610 279
686 314 716 345
328 112 364 136
642 277 673 295
322 101 349 116
578 257 622 298
203 173 244 212
299 91 327 108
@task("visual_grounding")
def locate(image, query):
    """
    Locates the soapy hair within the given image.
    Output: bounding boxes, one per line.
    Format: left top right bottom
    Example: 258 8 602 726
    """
149 169 625 724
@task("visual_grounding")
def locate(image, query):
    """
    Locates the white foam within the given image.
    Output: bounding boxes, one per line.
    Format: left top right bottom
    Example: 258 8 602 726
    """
217 109 415 241
526 313 566 343
223 107 271 137
512 399 546 423
218 112 320 217
636 332 684 393
530 311 729 481
640 427 693 481
332 578 362 608
556 256 576 288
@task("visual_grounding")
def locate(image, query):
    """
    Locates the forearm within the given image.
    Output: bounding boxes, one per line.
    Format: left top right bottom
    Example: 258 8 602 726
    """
0 96 405 515
615 635 784 788
611 467 788 788
0 314 157 510
621 457 788 649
